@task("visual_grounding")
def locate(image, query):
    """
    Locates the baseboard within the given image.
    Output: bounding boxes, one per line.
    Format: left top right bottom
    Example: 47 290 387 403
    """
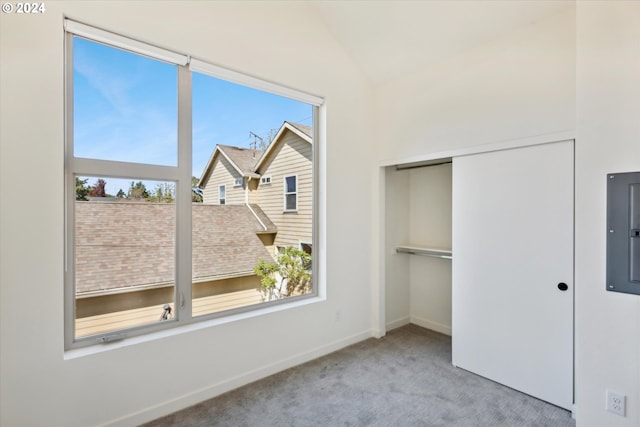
386 316 410 331
410 315 452 336
103 329 372 427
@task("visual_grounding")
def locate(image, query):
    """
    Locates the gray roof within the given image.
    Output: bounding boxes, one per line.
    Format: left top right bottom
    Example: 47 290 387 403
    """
286 122 312 138
75 201 274 295
218 145 263 175
199 121 312 186
249 204 278 233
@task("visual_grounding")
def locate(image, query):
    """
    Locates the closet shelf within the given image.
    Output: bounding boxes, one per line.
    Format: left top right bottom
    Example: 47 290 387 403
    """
395 245 452 259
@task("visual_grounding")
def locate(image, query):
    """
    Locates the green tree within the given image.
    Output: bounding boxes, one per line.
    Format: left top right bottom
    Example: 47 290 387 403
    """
75 177 89 201
116 189 126 198
128 181 149 199
148 182 175 203
254 246 311 301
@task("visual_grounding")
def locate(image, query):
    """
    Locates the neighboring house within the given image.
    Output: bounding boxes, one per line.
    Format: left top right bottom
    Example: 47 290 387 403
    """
200 121 313 255
253 122 313 253
199 145 263 205
74 200 275 318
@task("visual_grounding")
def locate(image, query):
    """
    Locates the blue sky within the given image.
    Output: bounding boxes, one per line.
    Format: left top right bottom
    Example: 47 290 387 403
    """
73 36 312 196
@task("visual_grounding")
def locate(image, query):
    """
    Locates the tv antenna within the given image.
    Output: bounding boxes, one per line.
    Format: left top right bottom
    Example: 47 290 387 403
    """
249 131 264 150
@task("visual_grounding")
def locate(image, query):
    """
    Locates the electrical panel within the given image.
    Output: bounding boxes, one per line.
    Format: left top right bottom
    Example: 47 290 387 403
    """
607 171 640 295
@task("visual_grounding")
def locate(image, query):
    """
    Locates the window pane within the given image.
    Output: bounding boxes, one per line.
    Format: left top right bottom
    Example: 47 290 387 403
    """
286 176 297 193
74 177 176 338
73 37 178 166
286 194 297 211
191 72 313 317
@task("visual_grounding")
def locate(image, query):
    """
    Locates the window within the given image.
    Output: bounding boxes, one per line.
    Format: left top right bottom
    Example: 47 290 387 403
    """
284 175 297 211
300 242 312 256
219 185 226 205
65 20 322 349
261 176 272 185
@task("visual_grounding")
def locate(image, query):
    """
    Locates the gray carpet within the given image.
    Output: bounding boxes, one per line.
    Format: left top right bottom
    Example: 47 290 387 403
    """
143 324 575 427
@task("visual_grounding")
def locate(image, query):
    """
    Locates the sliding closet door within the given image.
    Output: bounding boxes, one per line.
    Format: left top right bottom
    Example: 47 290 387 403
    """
452 141 573 410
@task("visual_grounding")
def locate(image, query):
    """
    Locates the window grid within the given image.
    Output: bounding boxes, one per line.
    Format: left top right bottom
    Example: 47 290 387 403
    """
64 20 322 350
284 175 297 211
219 185 226 205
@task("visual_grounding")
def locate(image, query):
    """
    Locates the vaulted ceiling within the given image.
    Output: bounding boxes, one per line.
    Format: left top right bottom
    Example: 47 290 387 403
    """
311 1 574 85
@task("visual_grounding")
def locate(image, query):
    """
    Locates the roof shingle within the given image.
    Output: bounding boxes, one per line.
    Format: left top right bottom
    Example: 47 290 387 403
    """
218 145 263 175
75 201 274 295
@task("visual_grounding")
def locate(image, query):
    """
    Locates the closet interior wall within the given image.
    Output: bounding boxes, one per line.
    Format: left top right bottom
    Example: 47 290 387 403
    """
384 163 452 335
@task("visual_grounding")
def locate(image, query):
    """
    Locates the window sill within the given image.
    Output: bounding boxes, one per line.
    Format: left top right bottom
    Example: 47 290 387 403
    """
64 293 324 360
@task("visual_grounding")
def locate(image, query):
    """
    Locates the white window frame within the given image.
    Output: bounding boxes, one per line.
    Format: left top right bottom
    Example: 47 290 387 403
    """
260 175 272 185
219 184 226 205
284 174 298 212
64 19 323 350
234 177 243 187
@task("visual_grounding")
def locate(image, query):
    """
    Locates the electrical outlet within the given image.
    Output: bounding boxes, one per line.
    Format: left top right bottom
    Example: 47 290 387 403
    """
335 309 342 322
606 389 626 417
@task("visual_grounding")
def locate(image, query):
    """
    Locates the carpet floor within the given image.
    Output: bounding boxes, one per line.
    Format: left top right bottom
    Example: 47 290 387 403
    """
143 324 575 427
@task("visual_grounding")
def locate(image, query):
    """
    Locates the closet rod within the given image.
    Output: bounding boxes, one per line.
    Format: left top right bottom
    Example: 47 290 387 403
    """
395 160 452 171
395 246 452 260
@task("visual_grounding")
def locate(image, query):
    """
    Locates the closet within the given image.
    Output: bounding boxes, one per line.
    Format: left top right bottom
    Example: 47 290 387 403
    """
382 140 574 411
384 160 452 335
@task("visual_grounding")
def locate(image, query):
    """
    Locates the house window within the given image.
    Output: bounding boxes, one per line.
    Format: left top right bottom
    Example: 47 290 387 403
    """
65 20 322 349
219 185 226 205
261 176 272 185
300 242 312 256
284 175 297 211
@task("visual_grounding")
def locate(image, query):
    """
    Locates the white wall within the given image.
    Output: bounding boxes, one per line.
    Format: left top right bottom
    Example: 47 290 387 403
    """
408 165 452 335
384 167 410 329
376 3 640 426
384 163 452 335
0 2 374 426
379 7 575 336
3 2 639 426
375 7 576 162
575 2 640 426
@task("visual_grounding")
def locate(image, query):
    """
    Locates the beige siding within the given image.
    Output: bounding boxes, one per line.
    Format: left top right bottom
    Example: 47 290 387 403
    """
247 178 260 204
202 156 246 205
255 131 312 249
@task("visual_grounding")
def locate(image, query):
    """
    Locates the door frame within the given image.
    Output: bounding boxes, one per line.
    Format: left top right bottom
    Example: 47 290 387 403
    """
374 133 575 405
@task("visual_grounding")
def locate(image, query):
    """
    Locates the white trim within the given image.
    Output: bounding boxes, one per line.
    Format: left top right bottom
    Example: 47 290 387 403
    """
246 204 267 232
260 175 272 185
378 130 576 167
190 58 323 106
64 19 188 66
284 122 313 142
64 22 325 350
96 328 369 426
218 184 226 205
283 174 298 212
217 147 245 176
386 316 410 332
201 146 260 187
254 122 312 173
410 316 452 336
70 158 180 182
